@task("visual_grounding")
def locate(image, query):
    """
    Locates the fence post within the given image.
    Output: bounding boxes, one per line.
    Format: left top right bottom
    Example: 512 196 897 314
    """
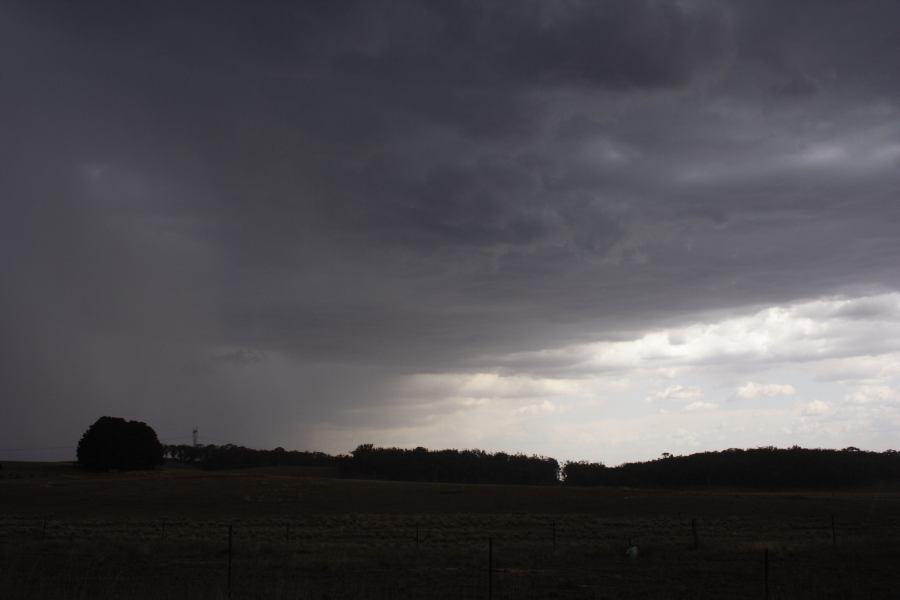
552 520 556 551
831 515 836 548
488 536 493 600
764 548 769 600
227 523 233 599
691 518 698 550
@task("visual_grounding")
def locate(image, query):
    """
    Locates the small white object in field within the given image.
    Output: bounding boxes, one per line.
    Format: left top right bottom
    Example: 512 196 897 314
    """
626 545 639 559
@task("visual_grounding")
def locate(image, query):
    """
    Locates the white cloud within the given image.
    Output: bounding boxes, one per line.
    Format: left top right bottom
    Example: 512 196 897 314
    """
367 292 900 464
684 401 718 412
500 292 900 377
844 386 899 406
402 372 579 400
736 382 796 399
813 353 900 383
515 400 558 416
647 384 703 402
801 400 831 416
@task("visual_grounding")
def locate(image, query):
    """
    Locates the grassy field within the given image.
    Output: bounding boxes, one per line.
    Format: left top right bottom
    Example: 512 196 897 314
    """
2 462 899 599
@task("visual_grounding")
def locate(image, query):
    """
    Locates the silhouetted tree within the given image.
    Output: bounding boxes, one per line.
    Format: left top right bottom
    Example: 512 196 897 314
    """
164 443 203 464
77 416 164 471
561 460 607 486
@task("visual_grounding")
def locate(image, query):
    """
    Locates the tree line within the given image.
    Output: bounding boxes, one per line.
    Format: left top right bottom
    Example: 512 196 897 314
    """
145 442 900 489
163 443 336 471
163 443 900 488
339 444 560 485
78 416 900 489
162 442 559 484
562 446 900 488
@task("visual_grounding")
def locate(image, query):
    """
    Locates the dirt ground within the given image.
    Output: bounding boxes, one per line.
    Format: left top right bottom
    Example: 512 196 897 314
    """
2 462 899 599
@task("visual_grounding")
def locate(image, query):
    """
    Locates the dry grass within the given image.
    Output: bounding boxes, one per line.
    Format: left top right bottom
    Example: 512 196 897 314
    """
2 463 899 598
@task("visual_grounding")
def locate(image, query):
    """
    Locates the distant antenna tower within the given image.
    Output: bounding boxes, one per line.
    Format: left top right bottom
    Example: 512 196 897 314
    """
192 427 199 448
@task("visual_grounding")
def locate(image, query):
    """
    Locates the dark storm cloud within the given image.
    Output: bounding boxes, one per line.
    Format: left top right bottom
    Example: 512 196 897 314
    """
2 1 900 454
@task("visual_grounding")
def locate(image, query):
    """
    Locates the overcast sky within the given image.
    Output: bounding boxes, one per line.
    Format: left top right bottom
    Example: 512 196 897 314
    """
3 1 900 465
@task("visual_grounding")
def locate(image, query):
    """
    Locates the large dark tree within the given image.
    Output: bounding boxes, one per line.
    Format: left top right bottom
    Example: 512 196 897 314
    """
77 416 164 471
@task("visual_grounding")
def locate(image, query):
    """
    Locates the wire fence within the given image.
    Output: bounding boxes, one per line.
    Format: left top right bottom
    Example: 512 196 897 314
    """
2 512 899 599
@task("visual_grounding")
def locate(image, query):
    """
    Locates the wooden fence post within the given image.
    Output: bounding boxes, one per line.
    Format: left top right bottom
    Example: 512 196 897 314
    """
764 548 769 600
488 536 493 600
227 523 233 599
691 518 698 550
831 515 836 548
552 520 556 551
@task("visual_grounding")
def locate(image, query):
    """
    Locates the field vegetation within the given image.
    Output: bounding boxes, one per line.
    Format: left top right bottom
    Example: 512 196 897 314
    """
2 461 899 598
